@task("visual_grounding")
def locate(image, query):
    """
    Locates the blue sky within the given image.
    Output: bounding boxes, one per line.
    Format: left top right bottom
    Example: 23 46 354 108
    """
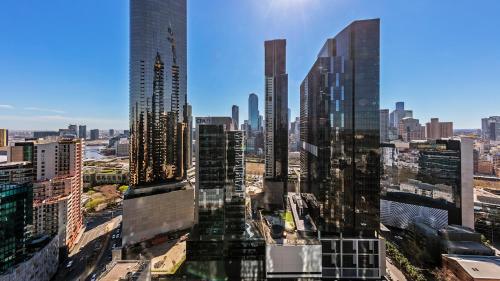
0 0 499 130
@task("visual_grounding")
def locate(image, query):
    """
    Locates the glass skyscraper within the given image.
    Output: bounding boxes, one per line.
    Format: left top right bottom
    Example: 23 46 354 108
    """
0 162 33 273
248 93 259 132
129 0 188 187
300 19 384 279
264 39 288 182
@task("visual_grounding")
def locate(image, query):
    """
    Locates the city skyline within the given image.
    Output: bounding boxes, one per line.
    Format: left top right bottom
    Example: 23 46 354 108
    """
1 0 499 130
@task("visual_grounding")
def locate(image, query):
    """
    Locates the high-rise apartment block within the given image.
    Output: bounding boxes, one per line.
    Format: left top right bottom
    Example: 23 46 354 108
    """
32 138 84 250
0 129 8 147
123 0 193 246
129 0 188 186
78 125 86 140
232 105 239 131
264 39 288 210
0 162 33 273
399 117 426 141
7 138 86 252
425 118 453 139
299 19 384 279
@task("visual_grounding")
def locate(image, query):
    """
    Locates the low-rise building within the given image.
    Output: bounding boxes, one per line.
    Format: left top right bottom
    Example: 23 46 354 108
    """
442 255 500 281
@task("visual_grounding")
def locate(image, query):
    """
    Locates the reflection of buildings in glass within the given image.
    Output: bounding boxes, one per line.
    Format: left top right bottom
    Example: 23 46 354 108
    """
299 19 384 280
0 162 33 273
129 0 188 187
187 117 265 279
380 139 474 230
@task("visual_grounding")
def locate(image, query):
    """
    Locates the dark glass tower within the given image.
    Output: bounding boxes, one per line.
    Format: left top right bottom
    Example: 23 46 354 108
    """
300 19 380 237
232 105 239 131
0 162 33 273
264 39 288 183
248 93 259 132
129 0 188 187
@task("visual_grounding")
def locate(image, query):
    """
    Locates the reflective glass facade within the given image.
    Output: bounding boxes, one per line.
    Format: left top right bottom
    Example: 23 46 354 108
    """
0 162 33 273
264 39 288 185
300 19 380 237
129 0 188 187
380 139 473 230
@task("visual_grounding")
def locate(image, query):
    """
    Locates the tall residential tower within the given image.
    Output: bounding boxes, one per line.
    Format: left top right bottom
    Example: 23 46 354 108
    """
300 19 384 279
263 39 288 209
123 0 194 246
129 0 188 186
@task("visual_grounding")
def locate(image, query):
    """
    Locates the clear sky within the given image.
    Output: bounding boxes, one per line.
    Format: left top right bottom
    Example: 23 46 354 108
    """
0 0 499 130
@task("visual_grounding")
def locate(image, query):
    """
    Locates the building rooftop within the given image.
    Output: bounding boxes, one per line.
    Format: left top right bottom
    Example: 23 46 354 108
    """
443 255 500 280
0 161 30 168
124 180 193 200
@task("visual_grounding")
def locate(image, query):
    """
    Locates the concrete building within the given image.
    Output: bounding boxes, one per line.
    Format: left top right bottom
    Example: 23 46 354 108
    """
442 255 500 281
122 183 194 246
425 118 453 139
29 138 84 250
0 129 7 147
399 117 426 141
115 138 129 157
90 129 99 140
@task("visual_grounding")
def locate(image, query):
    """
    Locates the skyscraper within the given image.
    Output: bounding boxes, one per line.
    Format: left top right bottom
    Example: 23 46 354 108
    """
68 124 77 136
264 39 288 202
300 19 384 279
232 105 239 131
123 0 193 246
482 116 500 140
425 118 453 139
129 0 188 187
248 93 259 132
78 125 86 140
380 109 389 142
